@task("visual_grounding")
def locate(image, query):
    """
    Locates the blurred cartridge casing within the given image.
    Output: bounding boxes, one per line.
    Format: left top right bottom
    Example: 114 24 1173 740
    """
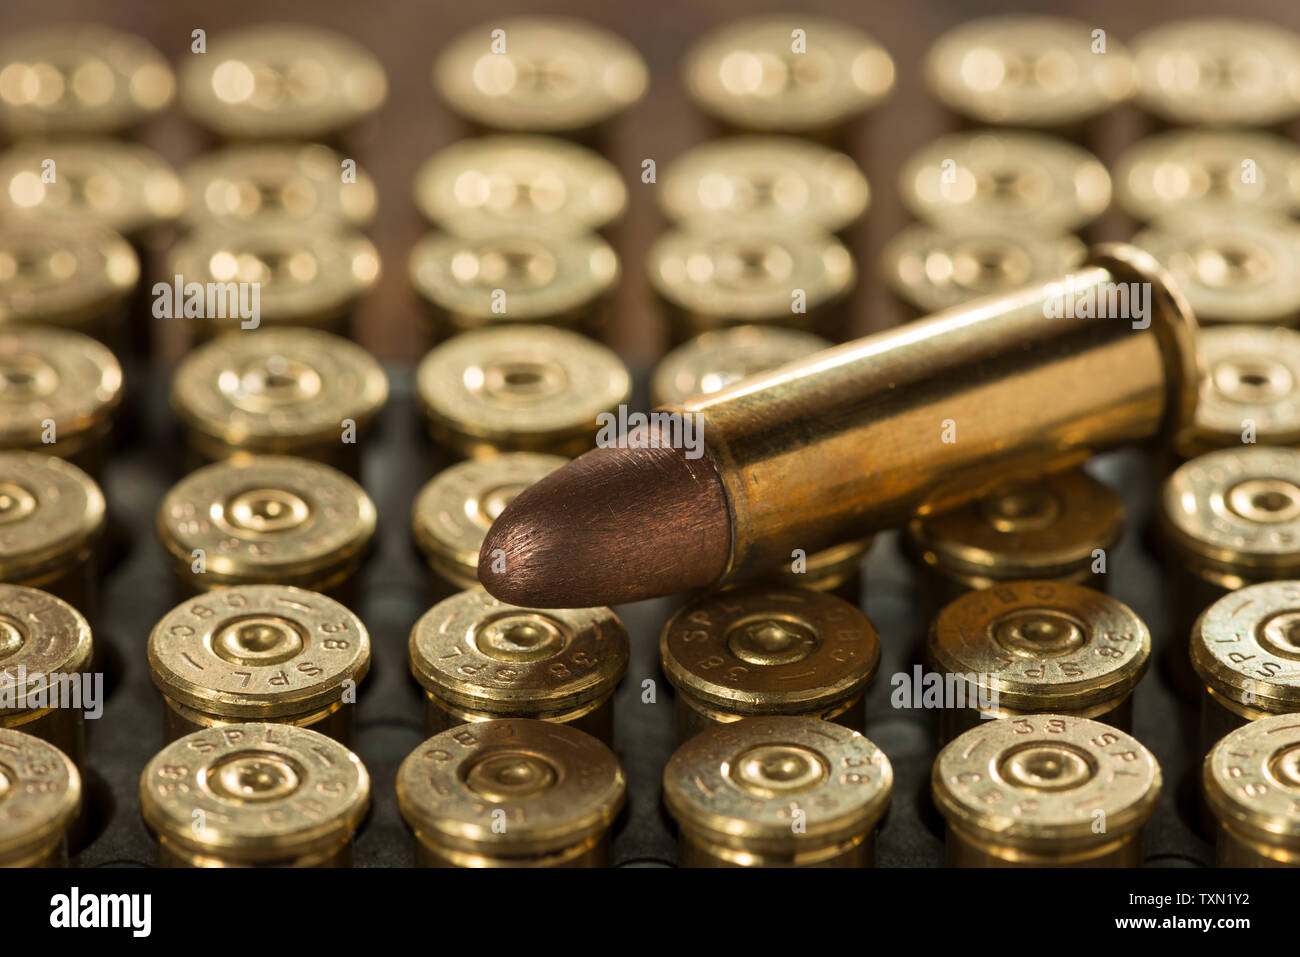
660 587 880 743
1204 712 1300 866
648 225 854 342
414 136 626 237
156 455 375 600
140 722 369 867
659 137 869 236
1132 218 1300 327
663 716 892 867
683 15 895 142
0 452 104 614
416 325 631 458
927 581 1150 744
396 718 625 867
904 470 1124 610
171 328 388 478
178 24 387 142
925 16 1135 131
409 588 627 744
933 713 1161 866
0 584 92 769
148 585 370 746
1115 130 1300 224
412 453 567 590
881 223 1085 319
0 25 173 138
651 325 830 408
0 728 81 867
409 228 618 337
0 326 123 478
433 17 647 138
899 131 1110 236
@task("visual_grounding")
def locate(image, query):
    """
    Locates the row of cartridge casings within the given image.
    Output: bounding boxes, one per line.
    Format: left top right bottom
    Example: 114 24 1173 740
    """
1 15 1300 867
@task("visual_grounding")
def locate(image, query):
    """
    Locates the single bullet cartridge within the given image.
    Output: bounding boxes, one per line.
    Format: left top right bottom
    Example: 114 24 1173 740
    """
1204 712 1300 866
0 727 81 867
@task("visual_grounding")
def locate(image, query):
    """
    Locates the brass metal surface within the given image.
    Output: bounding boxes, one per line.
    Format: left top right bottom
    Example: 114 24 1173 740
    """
1203 712 1300 866
0 727 81 867
1183 325 1300 456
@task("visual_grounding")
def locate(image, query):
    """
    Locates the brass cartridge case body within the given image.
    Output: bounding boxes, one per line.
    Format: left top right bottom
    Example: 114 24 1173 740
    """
1204 713 1300 866
666 244 1199 583
0 728 81 867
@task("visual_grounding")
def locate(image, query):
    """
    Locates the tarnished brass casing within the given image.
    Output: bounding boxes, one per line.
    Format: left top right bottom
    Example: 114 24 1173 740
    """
140 723 369 867
663 716 892 867
1204 713 1300 866
409 589 627 744
933 714 1161 866
396 718 625 867
0 728 81 867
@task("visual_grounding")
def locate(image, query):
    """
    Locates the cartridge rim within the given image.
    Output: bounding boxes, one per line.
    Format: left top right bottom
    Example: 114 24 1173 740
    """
0 727 81 861
651 325 830 408
0 452 104 583
409 588 627 715
1191 582 1300 714
179 24 387 139
0 584 92 718
433 16 647 132
1204 713 1300 847
413 135 626 237
926 15 1135 127
1185 325 1300 455
683 15 895 132
148 585 370 718
0 221 138 329
140 723 369 862
0 326 123 450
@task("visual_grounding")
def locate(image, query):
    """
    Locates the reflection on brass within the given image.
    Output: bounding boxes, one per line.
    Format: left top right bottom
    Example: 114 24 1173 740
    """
0 727 81 866
1204 712 1300 866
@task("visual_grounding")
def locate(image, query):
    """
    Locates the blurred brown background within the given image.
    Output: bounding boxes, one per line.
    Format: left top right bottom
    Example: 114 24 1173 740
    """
5 0 1300 363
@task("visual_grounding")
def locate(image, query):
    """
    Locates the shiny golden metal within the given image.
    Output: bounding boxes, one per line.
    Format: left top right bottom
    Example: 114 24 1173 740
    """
0 584 92 769
413 135 626 237
0 326 122 477
0 728 81 866
409 228 618 335
648 225 854 341
659 137 868 235
925 16 1134 128
416 325 631 458
1116 130 1300 224
1132 19 1300 127
927 581 1150 743
1133 217 1300 326
409 588 627 743
148 585 370 746
0 139 182 238
165 226 380 339
179 24 387 141
900 131 1110 235
661 587 880 743
933 713 1161 866
412 453 567 589
881 223 1085 317
1204 712 1300 866
651 325 830 408
396 717 625 867
181 143 378 232
140 722 369 867
1182 325 1300 457
0 25 173 137
905 470 1124 606
663 716 892 867
434 17 647 135
683 15 895 137
0 452 104 613
156 455 376 596
170 328 388 476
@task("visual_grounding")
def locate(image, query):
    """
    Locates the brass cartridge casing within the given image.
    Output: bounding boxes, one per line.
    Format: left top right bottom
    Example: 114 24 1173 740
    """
663 244 1200 584
409 588 627 744
416 325 631 458
170 328 389 477
156 455 375 598
927 581 1150 743
663 716 893 867
0 584 92 769
1204 712 1300 866
412 453 567 590
148 585 370 746
140 723 369 867
933 714 1161 866
661 587 880 743
397 718 625 867
434 17 647 137
0 728 81 867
